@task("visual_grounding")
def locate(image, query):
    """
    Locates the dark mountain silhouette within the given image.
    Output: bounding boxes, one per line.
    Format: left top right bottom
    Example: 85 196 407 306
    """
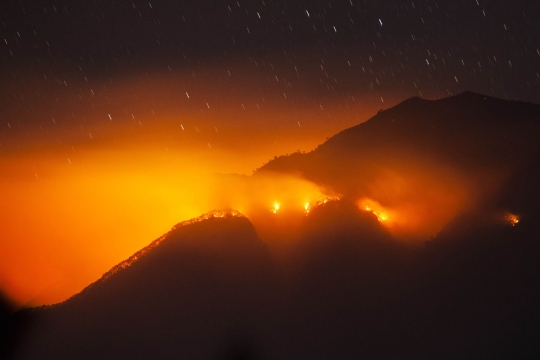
13 202 540 359
0 292 31 360
8 92 540 359
251 93 540 358
257 92 540 204
15 211 280 360
0 292 16 358
259 92 540 173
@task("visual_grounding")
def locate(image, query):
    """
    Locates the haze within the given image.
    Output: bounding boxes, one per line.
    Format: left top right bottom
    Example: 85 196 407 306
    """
1 69 406 306
0 74 490 307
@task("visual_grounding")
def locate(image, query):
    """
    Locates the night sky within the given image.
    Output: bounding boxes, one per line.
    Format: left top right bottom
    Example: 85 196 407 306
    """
1 0 539 305
2 0 540 153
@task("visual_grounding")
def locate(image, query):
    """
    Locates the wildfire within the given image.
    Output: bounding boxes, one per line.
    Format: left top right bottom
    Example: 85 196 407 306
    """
364 205 387 222
315 195 341 206
505 213 520 227
303 195 342 214
359 198 390 223
269 195 341 215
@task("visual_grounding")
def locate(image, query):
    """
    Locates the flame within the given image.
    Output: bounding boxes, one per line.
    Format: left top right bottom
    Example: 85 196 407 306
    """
270 196 343 215
313 195 341 208
364 205 388 222
505 213 520 227
359 198 391 223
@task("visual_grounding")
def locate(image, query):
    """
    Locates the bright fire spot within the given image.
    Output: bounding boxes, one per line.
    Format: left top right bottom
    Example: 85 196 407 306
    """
364 205 387 222
306 195 342 213
271 202 280 214
506 213 520 226
359 198 390 223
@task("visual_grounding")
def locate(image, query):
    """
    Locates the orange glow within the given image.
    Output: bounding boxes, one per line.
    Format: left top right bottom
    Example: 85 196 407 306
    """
299 196 342 217
359 198 392 223
312 196 342 208
0 138 478 307
0 73 477 307
505 213 520 226
352 164 473 240
99 210 245 283
0 144 326 306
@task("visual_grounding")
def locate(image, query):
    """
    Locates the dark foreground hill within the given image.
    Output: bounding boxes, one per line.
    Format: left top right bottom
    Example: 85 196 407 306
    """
0 292 17 358
15 211 279 360
11 200 540 360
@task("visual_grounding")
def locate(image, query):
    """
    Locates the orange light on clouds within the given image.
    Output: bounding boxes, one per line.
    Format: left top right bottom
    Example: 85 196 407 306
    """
0 72 452 307
354 166 471 241
0 143 327 306
0 149 221 305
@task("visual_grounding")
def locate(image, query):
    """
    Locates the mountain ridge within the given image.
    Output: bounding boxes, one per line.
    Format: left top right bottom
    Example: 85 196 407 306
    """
257 91 540 175
32 210 248 311
9 91 540 359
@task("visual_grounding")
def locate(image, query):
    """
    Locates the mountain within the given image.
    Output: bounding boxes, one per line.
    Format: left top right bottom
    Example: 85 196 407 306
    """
10 93 540 359
257 92 540 187
11 201 415 360
259 92 540 177
13 200 540 359
16 210 279 360
256 92 540 238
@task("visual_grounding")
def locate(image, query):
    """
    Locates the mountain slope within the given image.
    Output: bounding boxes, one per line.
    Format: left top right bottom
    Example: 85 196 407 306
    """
256 92 540 238
259 92 540 177
10 93 540 359
17 211 279 360
12 201 540 359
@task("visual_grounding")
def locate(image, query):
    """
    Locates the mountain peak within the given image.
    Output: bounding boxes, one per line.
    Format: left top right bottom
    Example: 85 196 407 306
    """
57 209 250 306
454 90 488 98
100 209 246 281
329 91 539 147
255 92 540 214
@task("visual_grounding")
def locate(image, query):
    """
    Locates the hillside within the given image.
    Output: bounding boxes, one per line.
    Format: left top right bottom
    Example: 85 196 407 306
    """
16 211 278 360
9 92 540 359
256 92 540 238
259 92 540 176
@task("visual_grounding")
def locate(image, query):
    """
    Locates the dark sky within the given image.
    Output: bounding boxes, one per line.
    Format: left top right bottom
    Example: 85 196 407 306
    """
2 0 539 94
